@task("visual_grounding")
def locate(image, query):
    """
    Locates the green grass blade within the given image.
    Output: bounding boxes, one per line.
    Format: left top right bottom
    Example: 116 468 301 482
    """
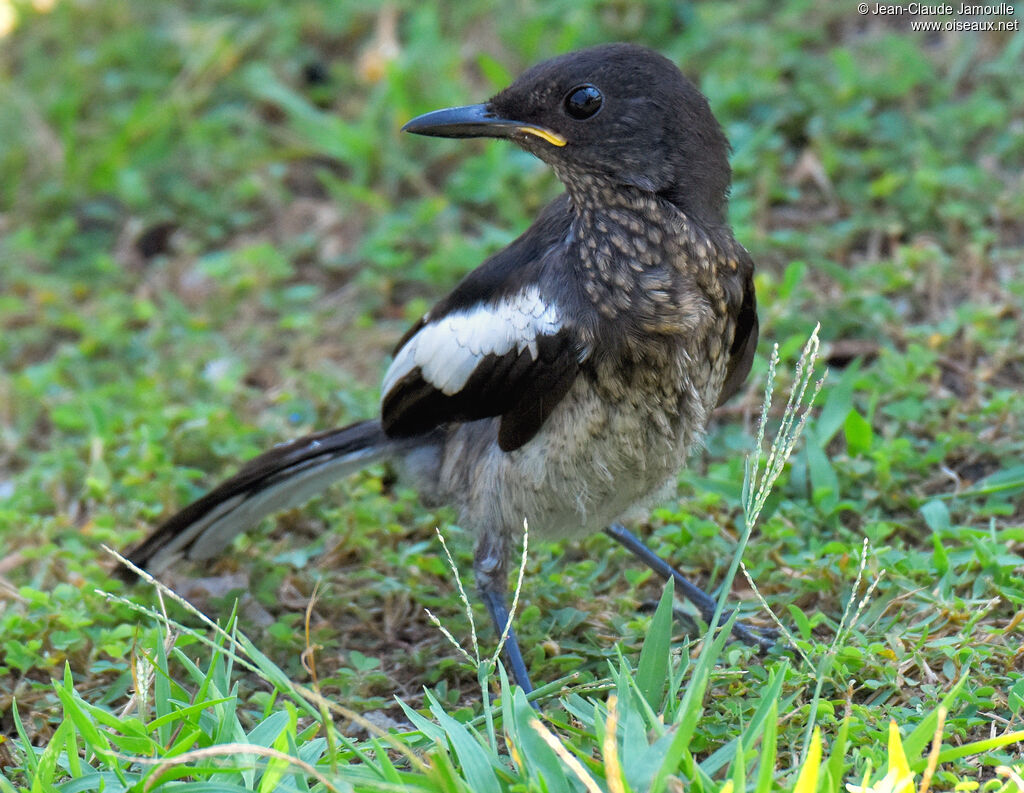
934 731 1024 764
30 718 73 793
636 578 674 710
701 660 789 776
153 627 173 743
426 690 502 793
754 701 779 793
504 687 572 792
11 699 39 780
904 671 969 765
649 611 737 793
731 723 747 793
824 714 851 792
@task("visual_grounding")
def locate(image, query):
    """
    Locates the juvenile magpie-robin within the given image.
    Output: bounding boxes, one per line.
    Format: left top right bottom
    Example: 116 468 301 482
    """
119 43 763 695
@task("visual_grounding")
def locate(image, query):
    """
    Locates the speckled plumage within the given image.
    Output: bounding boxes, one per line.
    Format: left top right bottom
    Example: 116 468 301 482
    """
120 43 762 691
417 174 755 588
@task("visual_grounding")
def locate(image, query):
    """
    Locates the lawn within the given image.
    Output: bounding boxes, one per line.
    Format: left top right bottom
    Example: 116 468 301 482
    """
0 1 1022 790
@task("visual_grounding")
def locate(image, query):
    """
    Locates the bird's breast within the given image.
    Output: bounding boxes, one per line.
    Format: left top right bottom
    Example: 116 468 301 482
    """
435 325 731 540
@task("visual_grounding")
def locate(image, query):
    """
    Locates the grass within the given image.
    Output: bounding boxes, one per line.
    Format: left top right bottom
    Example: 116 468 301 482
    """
1 0 1023 789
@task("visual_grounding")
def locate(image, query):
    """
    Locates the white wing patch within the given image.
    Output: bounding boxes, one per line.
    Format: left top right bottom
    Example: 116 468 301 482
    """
382 286 562 399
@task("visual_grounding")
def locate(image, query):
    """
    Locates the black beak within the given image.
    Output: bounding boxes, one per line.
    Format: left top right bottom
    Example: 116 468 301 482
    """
402 103 566 147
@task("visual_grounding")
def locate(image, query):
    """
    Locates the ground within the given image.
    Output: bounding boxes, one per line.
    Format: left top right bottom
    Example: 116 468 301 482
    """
0 0 1022 788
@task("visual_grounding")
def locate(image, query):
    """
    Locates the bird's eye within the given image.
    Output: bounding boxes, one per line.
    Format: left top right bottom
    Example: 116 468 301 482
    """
564 85 603 120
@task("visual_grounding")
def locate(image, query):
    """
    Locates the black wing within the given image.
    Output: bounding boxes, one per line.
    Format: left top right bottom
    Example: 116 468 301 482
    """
381 195 583 452
717 251 758 407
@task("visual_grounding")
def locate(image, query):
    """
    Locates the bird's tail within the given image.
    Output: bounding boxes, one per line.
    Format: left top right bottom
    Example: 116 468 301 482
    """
118 419 402 580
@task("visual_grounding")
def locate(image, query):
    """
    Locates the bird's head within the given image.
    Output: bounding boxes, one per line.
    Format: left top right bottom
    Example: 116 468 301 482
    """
403 43 732 225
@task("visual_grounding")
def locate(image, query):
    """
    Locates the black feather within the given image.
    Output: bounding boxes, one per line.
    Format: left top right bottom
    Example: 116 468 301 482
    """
717 265 758 407
381 194 582 449
117 421 388 580
382 328 580 451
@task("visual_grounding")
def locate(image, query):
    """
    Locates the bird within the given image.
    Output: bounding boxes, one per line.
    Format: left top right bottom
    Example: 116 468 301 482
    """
118 42 765 696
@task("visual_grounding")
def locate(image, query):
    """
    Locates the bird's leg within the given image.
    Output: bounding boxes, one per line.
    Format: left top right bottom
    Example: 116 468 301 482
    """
604 523 776 651
473 529 535 696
